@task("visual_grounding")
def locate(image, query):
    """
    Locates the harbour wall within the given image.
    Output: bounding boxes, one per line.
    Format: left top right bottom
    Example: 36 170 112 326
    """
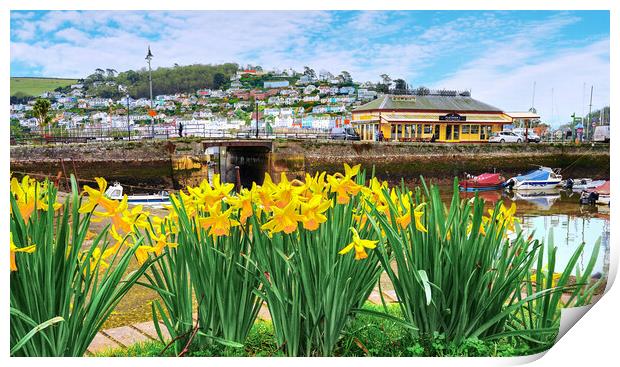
10 139 609 190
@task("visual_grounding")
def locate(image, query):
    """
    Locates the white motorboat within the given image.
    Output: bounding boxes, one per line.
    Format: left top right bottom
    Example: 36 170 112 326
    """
104 182 171 208
562 178 606 191
504 167 562 190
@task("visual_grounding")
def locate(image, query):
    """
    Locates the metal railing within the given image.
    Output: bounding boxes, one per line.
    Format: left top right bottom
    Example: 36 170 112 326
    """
9 126 335 145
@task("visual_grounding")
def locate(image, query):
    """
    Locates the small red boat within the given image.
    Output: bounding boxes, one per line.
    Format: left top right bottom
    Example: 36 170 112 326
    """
459 173 506 192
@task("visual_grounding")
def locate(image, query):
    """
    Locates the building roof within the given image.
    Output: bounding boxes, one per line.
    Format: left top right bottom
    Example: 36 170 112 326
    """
505 111 541 119
353 94 503 113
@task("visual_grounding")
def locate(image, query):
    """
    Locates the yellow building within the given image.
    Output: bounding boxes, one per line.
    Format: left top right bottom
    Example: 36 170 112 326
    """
352 94 512 142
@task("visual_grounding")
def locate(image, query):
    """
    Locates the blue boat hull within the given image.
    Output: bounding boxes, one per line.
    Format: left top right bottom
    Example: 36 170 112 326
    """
459 185 503 192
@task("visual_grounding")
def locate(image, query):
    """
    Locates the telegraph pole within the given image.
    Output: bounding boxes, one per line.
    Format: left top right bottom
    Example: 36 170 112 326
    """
146 46 154 138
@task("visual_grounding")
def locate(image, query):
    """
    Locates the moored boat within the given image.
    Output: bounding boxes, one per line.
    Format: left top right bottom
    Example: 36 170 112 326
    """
579 180 610 206
562 178 606 191
105 182 171 208
459 173 506 192
504 167 562 190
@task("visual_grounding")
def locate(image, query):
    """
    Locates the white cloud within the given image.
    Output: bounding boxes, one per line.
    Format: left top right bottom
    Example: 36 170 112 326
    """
431 38 609 126
9 10 609 124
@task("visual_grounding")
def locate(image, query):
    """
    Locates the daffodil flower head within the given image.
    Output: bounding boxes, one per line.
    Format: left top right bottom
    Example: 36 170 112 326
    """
10 233 36 272
338 227 378 260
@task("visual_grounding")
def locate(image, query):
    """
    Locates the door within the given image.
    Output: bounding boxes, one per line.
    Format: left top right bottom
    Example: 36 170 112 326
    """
445 125 452 140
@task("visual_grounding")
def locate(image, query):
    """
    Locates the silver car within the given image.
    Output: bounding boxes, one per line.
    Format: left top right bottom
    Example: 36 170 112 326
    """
489 131 523 143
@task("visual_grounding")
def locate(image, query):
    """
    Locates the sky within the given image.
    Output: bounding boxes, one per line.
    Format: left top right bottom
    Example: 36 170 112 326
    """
10 10 610 126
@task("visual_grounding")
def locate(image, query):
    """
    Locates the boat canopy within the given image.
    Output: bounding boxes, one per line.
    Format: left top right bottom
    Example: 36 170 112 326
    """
512 168 553 182
594 181 610 195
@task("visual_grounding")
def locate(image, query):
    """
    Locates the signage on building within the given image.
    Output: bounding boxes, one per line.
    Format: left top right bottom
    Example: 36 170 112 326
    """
439 112 466 121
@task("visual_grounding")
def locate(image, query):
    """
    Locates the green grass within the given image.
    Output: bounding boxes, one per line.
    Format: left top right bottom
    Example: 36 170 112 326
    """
94 303 548 357
10 77 78 97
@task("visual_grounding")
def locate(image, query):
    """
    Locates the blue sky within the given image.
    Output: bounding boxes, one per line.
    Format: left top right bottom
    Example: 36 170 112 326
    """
10 10 609 125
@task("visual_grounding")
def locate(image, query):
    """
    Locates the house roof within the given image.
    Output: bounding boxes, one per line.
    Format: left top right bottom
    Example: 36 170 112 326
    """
353 94 503 113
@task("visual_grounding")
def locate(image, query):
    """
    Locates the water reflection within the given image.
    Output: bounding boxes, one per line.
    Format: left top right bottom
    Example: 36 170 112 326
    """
445 186 610 277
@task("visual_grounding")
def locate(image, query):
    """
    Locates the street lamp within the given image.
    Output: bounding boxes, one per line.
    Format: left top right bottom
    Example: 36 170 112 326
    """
126 94 131 141
145 46 154 138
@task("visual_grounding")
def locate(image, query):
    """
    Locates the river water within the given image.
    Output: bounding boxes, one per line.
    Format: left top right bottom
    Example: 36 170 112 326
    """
440 186 610 277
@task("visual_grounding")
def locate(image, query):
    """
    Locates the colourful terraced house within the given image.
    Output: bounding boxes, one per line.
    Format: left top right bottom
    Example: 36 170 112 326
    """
351 93 516 143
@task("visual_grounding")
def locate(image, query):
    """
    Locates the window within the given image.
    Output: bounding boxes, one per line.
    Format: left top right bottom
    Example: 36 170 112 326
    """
471 125 480 134
417 124 422 136
453 125 460 140
424 124 432 134
462 125 470 134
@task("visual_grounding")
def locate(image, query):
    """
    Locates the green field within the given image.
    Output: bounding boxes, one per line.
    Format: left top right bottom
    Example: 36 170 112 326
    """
10 77 79 97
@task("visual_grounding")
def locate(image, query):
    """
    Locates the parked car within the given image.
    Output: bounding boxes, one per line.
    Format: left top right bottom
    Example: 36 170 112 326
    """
512 128 541 143
489 131 523 143
330 127 360 141
592 125 610 143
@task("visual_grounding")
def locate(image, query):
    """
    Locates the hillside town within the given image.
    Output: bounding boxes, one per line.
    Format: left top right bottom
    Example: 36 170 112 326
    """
10 64 610 143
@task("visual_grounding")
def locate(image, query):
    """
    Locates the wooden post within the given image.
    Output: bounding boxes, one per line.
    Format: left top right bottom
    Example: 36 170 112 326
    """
235 166 241 192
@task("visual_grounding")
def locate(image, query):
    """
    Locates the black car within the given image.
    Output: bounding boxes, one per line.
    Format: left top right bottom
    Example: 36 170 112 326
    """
330 127 360 141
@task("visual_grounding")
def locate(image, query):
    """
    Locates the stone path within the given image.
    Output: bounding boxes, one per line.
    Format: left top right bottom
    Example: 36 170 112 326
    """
86 290 398 355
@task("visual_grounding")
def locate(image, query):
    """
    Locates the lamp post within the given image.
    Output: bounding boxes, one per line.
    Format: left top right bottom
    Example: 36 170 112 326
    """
145 46 154 138
126 94 131 141
255 101 259 139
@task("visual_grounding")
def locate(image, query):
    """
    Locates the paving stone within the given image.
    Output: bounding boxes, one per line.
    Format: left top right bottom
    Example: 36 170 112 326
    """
367 291 383 304
132 321 171 341
257 305 271 321
87 332 122 354
381 290 399 302
103 325 150 347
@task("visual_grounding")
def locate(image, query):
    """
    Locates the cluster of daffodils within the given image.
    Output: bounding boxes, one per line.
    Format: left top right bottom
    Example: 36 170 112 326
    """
10 165 523 271
78 178 178 271
9 176 62 272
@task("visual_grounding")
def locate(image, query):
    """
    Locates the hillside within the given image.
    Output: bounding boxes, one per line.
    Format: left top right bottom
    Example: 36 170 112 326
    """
10 77 78 97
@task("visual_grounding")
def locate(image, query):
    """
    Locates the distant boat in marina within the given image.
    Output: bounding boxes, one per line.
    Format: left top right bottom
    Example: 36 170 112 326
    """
459 173 506 192
504 167 562 190
579 180 610 206
562 178 606 191
105 182 171 208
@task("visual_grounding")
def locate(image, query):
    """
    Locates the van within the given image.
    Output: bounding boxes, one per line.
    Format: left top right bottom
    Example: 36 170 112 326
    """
330 127 360 141
593 125 610 142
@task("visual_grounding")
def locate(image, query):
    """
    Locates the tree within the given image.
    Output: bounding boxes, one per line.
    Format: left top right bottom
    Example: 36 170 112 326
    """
339 71 352 84
213 72 227 90
379 74 391 86
33 98 52 134
393 78 407 91
105 68 117 79
303 66 316 80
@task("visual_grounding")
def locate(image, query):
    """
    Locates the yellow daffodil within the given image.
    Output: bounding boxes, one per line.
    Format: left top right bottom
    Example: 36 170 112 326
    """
10 233 36 272
80 177 116 213
135 231 178 265
198 203 239 238
226 188 254 225
338 227 378 260
300 194 331 231
327 164 362 204
413 203 427 233
188 175 234 210
261 199 303 234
